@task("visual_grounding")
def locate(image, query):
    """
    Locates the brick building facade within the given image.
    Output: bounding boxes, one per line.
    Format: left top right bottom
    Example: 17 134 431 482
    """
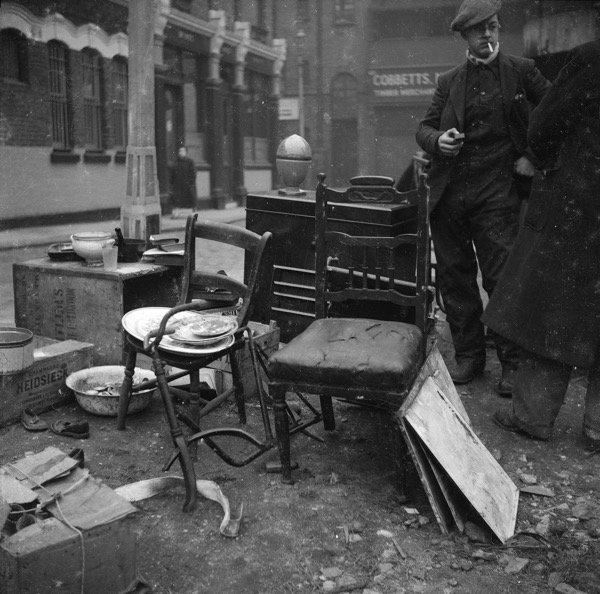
1 1 597 225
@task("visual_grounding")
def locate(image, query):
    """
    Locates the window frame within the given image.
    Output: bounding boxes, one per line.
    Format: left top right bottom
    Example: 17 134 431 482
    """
111 56 128 150
48 40 73 151
334 0 355 25
0 28 29 84
81 48 105 151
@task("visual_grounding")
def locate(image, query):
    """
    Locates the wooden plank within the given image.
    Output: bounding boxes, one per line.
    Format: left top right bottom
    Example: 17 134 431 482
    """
402 376 518 543
399 343 470 427
399 420 454 534
420 444 466 533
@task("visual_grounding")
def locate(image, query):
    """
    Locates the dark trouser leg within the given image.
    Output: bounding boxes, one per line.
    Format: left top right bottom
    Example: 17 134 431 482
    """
511 350 571 439
469 181 520 367
584 349 600 438
430 202 486 365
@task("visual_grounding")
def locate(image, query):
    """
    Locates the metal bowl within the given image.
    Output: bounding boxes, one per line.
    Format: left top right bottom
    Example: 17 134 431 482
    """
71 232 113 267
66 365 156 416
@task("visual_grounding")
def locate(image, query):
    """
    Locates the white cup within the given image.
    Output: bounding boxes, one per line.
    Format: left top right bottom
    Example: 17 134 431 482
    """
102 245 119 271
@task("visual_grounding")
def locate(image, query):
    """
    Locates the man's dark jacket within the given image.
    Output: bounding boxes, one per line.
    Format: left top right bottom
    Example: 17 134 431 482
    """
416 52 550 211
483 40 600 368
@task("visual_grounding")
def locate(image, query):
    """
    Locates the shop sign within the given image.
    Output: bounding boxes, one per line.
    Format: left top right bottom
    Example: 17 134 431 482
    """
368 65 452 103
279 98 299 120
164 23 210 54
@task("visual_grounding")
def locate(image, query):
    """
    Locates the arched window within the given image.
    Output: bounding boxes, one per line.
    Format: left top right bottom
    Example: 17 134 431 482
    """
1 28 28 83
331 73 358 119
82 48 104 150
112 56 128 149
334 0 355 24
48 40 72 149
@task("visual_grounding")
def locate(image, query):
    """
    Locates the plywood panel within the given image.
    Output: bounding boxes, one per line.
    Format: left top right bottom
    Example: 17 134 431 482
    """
402 376 518 543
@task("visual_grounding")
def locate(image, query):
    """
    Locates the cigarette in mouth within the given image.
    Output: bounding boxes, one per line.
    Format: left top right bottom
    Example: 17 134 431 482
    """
488 42 494 53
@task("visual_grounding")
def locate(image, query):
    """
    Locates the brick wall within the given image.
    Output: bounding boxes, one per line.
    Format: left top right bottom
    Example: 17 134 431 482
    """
0 40 50 147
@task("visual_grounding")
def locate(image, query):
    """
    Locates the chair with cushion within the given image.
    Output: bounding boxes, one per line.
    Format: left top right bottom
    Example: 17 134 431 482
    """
267 172 432 483
116 214 274 511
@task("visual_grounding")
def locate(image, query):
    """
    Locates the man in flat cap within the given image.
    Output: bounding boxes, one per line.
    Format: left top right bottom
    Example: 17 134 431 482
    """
416 0 550 392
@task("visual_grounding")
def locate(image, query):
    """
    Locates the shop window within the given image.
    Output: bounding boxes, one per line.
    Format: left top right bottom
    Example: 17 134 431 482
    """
1 28 28 83
334 0 355 24
243 71 270 164
112 57 128 160
331 73 358 119
297 0 310 24
82 49 104 151
48 40 75 154
171 0 192 13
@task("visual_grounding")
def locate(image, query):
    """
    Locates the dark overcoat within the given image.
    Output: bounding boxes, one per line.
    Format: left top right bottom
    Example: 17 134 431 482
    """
416 52 550 210
483 41 600 369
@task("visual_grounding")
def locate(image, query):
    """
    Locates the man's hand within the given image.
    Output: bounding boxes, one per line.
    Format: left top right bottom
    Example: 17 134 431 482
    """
438 128 465 157
514 155 535 177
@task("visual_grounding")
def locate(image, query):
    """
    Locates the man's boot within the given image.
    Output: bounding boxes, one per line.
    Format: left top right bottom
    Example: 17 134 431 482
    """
450 358 485 385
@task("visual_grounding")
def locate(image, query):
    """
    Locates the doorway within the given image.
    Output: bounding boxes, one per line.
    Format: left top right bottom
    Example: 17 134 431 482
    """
165 85 183 171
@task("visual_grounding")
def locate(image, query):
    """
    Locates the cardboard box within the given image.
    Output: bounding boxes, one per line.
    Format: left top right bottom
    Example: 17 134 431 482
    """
210 321 280 398
0 336 94 427
0 516 138 594
1 449 138 594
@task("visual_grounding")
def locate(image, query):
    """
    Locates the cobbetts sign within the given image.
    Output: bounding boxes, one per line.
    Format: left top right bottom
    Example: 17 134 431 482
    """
368 65 452 103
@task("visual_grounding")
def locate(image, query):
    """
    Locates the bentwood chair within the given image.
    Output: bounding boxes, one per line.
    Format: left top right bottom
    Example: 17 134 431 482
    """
267 173 432 483
116 215 274 511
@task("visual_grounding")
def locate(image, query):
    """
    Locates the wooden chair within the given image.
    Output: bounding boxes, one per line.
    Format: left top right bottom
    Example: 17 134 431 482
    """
116 214 274 511
267 173 432 483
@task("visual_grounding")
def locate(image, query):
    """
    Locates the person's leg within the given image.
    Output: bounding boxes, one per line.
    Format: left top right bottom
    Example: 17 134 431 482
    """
470 174 520 393
583 348 600 448
505 350 571 439
430 193 486 380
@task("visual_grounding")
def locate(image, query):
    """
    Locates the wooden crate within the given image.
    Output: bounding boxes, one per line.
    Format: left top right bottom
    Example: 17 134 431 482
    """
13 259 179 366
0 336 94 428
210 321 280 398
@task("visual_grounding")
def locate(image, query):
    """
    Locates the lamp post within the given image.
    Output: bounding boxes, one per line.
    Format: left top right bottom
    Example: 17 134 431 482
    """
296 29 305 138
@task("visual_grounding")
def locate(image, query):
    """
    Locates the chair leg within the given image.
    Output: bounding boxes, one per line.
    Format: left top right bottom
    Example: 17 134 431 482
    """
116 343 137 430
188 370 201 460
153 354 198 513
320 395 336 431
230 351 247 425
271 383 293 484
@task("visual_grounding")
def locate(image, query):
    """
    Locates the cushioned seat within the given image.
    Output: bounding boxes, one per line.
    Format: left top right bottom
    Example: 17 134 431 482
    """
268 318 423 392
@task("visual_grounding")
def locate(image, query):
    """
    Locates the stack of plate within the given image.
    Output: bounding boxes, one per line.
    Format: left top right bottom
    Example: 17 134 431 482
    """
170 316 238 349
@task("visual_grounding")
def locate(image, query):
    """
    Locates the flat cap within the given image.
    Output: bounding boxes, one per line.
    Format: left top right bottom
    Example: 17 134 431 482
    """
450 0 501 32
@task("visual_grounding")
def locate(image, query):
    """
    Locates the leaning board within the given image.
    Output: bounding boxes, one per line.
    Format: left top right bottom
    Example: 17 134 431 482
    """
401 376 518 543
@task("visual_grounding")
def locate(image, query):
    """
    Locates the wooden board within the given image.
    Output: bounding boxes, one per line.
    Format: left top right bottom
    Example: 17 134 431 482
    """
402 344 470 426
401 421 454 535
401 376 518 543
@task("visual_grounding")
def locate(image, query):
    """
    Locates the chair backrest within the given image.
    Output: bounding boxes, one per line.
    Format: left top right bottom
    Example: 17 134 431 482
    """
314 173 431 335
179 214 273 327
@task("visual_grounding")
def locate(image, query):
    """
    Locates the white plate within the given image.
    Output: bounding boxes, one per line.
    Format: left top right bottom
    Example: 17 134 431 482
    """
158 333 235 355
187 316 238 338
122 307 236 355
122 307 205 342
169 330 232 346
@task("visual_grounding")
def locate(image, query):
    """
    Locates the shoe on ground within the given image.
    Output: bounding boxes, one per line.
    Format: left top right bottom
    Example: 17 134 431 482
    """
20 408 48 432
450 359 485 385
492 409 549 441
583 429 600 453
496 363 517 398
50 420 90 439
